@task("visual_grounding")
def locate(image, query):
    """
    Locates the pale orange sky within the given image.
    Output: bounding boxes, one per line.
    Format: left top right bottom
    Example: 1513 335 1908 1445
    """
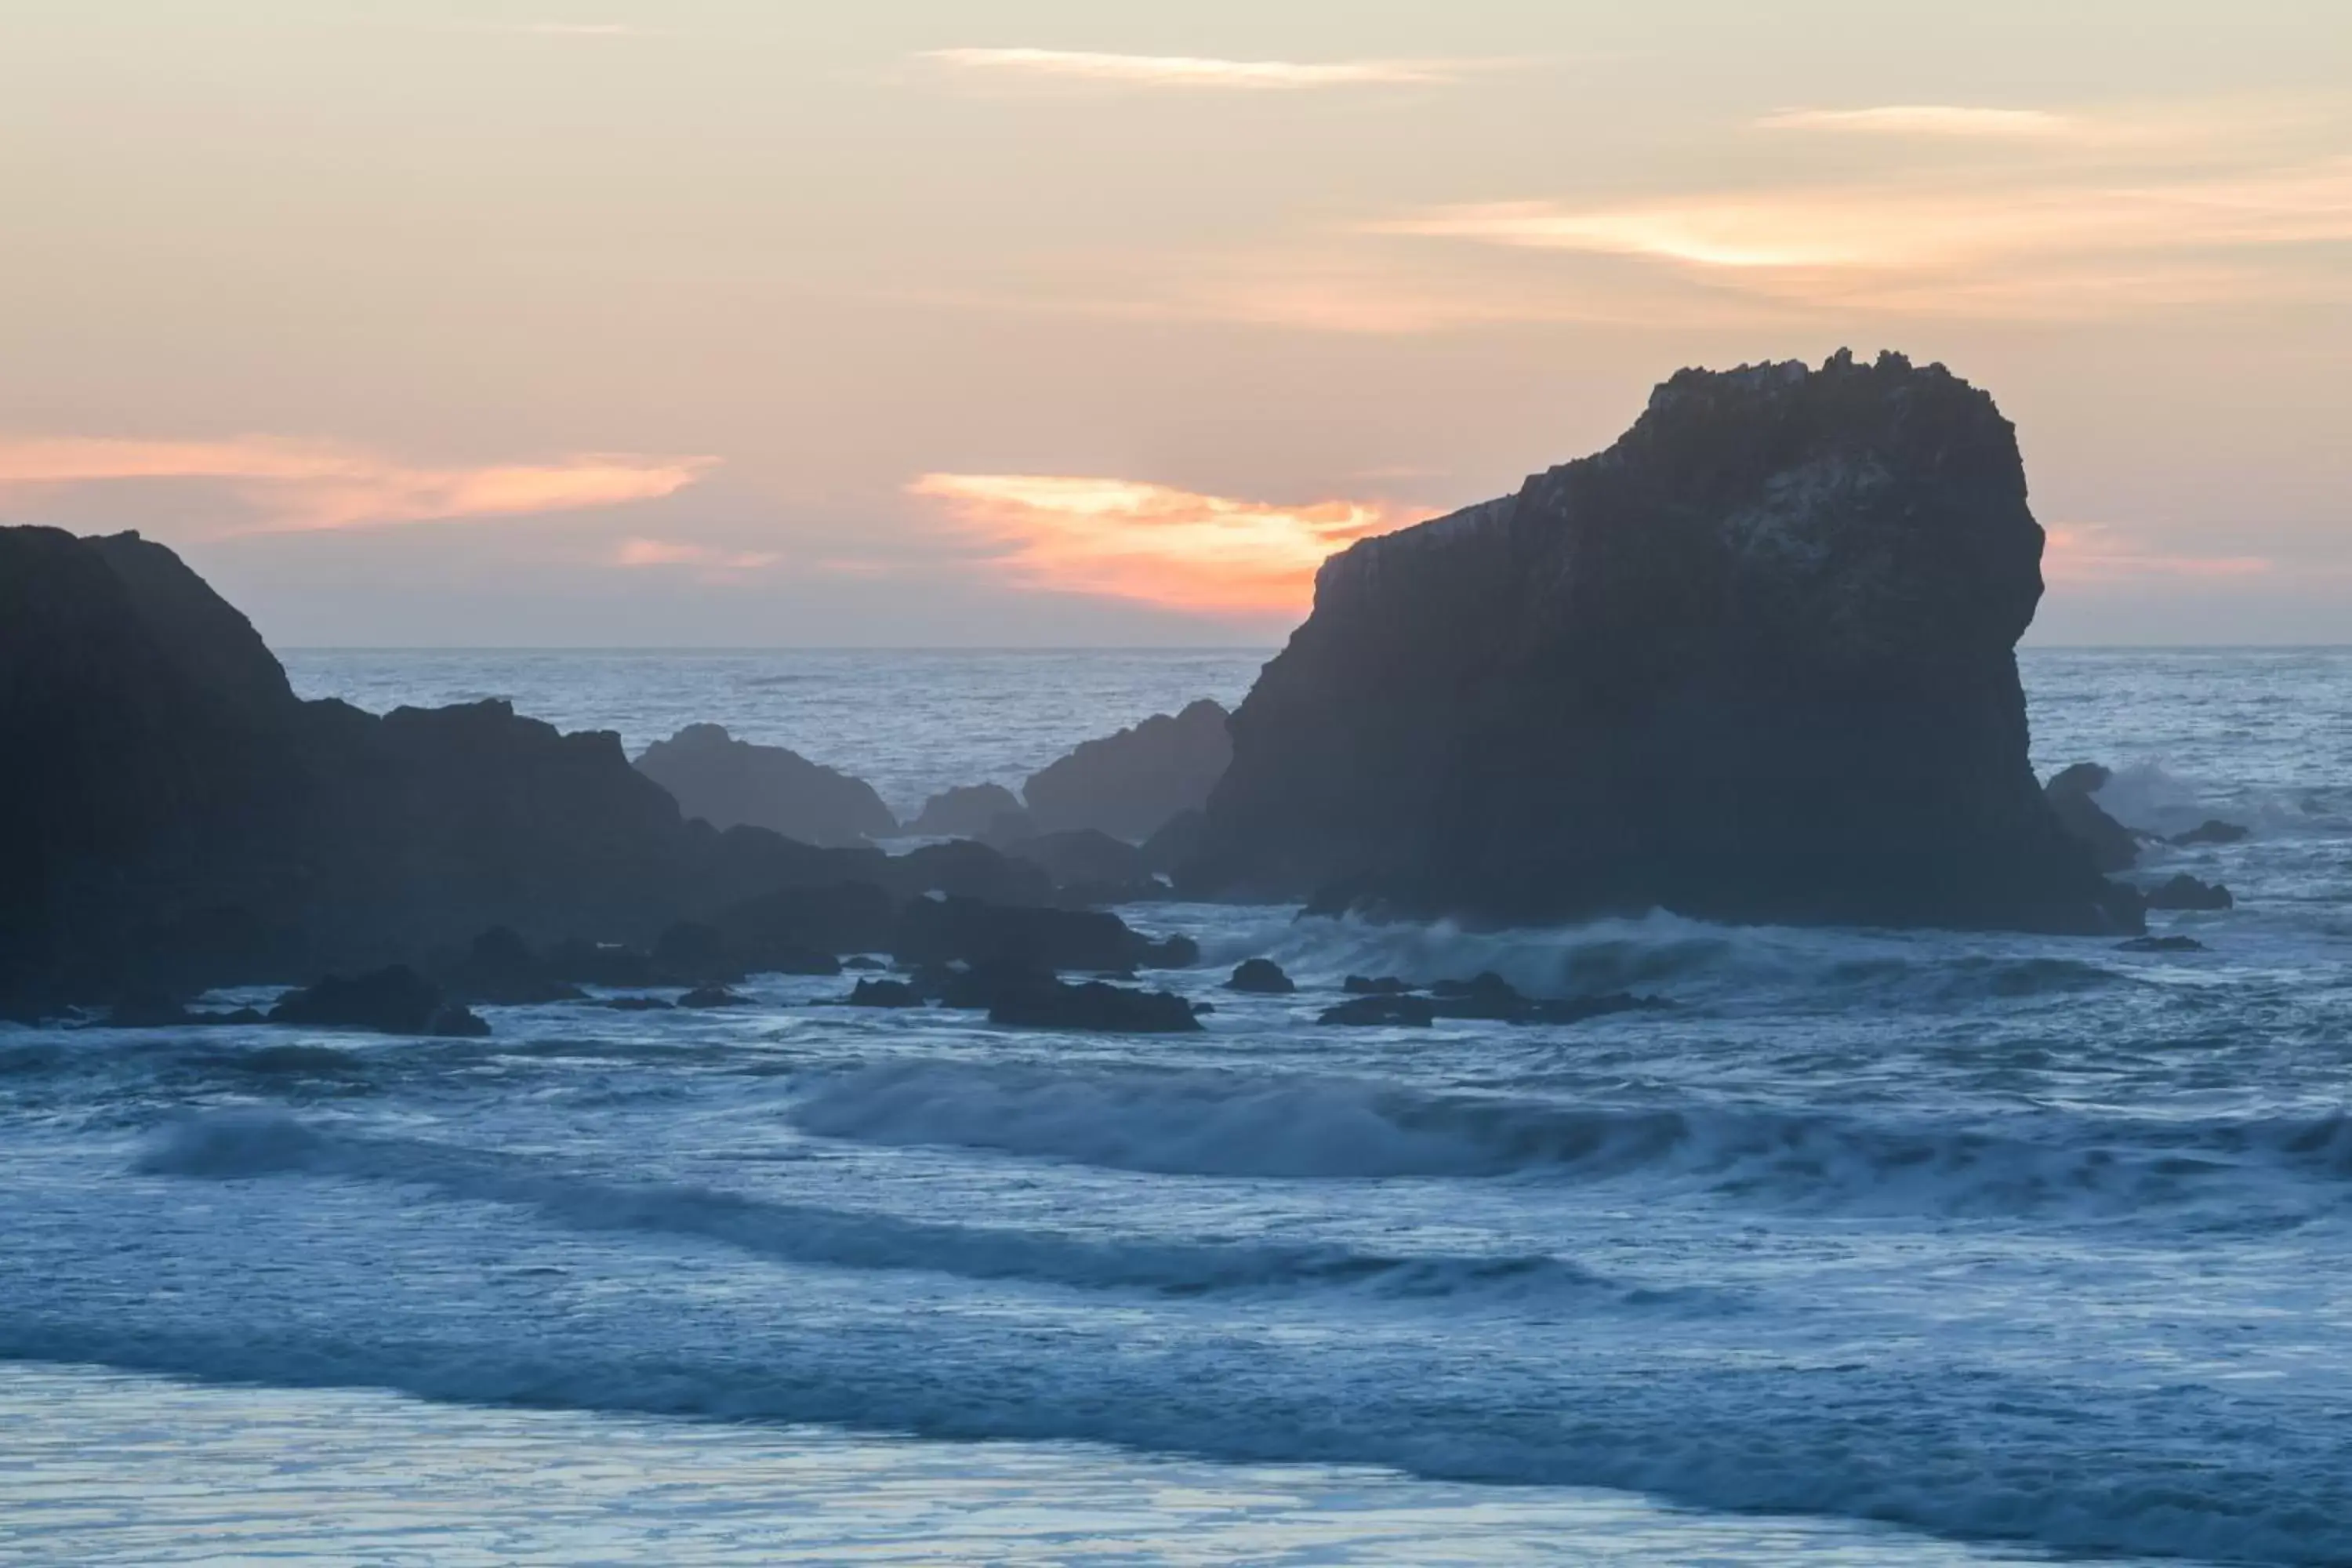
1 1 2346 644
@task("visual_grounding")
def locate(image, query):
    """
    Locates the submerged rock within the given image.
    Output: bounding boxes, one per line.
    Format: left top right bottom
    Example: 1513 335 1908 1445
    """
633 724 895 847
2118 935 2206 953
268 966 488 1037
894 895 1164 974
2044 763 2140 873
1023 700 1232 841
2172 818 2250 847
1344 975 1415 996
1319 994 1436 1028
2145 874 2234 912
676 985 751 1008
1184 352 2136 935
1226 958 1296 995
845 978 924 1008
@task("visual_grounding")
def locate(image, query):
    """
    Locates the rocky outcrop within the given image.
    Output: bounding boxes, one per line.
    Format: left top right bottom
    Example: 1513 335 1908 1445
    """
1183 352 2137 935
267 966 488 1037
905 782 1028 839
1022 699 1232 841
2044 763 2140 873
633 724 895 847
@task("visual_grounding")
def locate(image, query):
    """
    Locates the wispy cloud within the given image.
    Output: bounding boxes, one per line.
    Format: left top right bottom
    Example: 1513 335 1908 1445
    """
0 436 713 534
911 473 1399 617
1759 105 2078 140
612 537 779 574
913 48 1474 91
1369 156 2352 315
2044 525 2273 585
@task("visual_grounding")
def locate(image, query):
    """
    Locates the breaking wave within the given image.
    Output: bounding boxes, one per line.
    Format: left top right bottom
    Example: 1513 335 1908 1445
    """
136 1111 1621 1305
788 1058 2352 1217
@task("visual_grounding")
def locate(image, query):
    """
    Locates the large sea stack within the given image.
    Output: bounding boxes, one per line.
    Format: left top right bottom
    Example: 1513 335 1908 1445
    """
1182 351 2137 935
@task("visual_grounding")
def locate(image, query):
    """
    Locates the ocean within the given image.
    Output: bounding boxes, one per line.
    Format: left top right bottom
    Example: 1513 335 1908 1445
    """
2 647 2347 1566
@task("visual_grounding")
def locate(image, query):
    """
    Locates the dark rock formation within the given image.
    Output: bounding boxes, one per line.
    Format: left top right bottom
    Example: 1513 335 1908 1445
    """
599 996 675 1011
2172 818 2250 847
905 783 1027 840
1023 700 1232 841
1140 809 1210 877
2145 874 2234 912
2044 764 2140 873
889 840 1054 906
1343 975 1414 995
267 966 488 1037
1011 829 1152 891
708 883 896 964
893 896 1153 973
434 927 585 1006
986 978 1202 1033
677 985 750 1008
845 978 924 1007
1184 352 2137 935
1226 958 1296 994
1319 994 1436 1027
633 724 895 847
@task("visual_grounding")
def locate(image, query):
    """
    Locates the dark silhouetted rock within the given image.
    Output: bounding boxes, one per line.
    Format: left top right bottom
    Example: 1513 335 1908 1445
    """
1427 971 1526 1020
935 957 1054 1011
1319 994 1436 1027
1226 957 1296 994
843 955 886 971
677 985 751 1008
2172 818 2249 847
1184 354 2138 935
708 881 894 967
894 896 1159 973
845 978 924 1007
268 966 487 1037
543 939 665 989
1011 829 1152 890
1344 975 1414 995
653 921 742 986
887 840 1054 906
633 723 895 847
600 995 675 1011
906 782 1026 839
1023 700 1232 841
1140 808 1210 877
987 978 1203 1033
437 927 585 1005
2118 935 2206 953
2145 874 2234 912
2044 763 2140 873
108 989 194 1028
1139 934 1200 969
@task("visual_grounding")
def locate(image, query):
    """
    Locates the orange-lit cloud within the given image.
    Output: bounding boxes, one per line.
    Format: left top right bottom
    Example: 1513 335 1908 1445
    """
2044 525 2272 585
911 473 1399 617
1759 106 2077 140
0 436 714 534
914 48 1473 91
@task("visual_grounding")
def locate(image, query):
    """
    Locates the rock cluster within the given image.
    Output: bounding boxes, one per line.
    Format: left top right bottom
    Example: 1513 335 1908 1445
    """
633 724 896 846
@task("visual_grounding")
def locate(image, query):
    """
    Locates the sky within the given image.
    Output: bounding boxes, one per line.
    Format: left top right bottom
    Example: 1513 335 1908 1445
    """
1 1 2346 646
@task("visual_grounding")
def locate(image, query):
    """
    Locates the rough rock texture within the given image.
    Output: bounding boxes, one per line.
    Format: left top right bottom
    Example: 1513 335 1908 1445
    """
1184 352 2136 935
905 782 1027 839
2044 763 2140 873
633 724 895 847
1023 699 1233 842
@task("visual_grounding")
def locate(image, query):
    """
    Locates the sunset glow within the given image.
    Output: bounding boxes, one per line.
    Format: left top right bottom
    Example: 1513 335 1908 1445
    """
911 474 1399 618
0 437 714 535
915 49 1468 91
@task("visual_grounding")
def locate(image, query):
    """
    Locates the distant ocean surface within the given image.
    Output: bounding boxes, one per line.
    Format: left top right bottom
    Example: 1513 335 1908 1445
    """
5 647 2350 1566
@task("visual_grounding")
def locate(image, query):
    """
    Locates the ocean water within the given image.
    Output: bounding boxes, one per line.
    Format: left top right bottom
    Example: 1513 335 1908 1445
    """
3 648 2349 1566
